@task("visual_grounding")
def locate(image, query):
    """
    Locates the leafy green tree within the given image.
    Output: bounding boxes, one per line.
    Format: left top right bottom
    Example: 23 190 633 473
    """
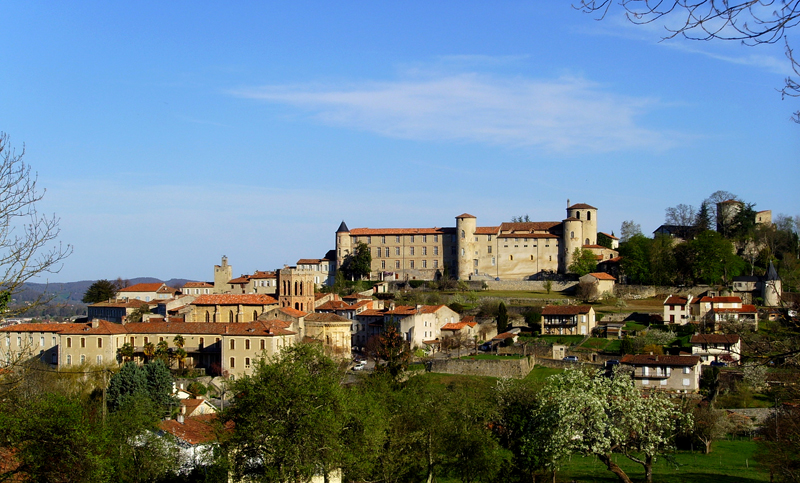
341 241 372 280
221 344 348 483
620 336 634 355
143 342 155 362
568 248 597 276
543 279 553 294
685 231 745 285
497 302 509 333
0 392 108 482
116 342 134 363
620 220 642 243
107 360 174 415
619 233 652 284
126 303 151 323
82 279 118 304
756 405 800 482
535 369 690 483
649 235 676 286
597 232 614 249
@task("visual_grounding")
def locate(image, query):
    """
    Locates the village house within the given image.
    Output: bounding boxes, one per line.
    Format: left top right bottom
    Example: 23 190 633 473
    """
87 298 151 324
354 304 460 349
621 354 703 392
690 295 758 329
540 305 596 336
690 334 742 365
118 282 179 301
181 281 213 296
578 272 616 296
1 322 90 366
184 294 279 323
663 295 693 325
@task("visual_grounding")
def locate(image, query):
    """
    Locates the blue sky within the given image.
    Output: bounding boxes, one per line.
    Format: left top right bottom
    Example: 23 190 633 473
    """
2 1 797 283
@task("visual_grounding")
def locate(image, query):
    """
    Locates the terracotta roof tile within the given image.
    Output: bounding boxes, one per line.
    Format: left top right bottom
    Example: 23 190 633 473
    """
304 313 351 323
541 305 592 315
475 226 499 234
0 322 92 333
498 221 561 233
317 300 351 311
90 299 150 308
441 321 476 330
696 296 742 303
124 321 295 336
349 227 454 236
159 414 230 445
664 296 689 305
599 232 618 240
277 307 307 318
191 294 278 306
59 320 128 335
119 283 165 293
587 272 616 280
568 203 597 210
182 281 213 288
621 354 701 366
456 213 476 219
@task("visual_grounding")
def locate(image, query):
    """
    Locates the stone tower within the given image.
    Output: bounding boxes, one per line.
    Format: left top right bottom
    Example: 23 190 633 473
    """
763 261 782 307
278 267 315 313
562 216 583 272
566 202 598 246
335 221 351 274
213 256 232 294
455 213 477 279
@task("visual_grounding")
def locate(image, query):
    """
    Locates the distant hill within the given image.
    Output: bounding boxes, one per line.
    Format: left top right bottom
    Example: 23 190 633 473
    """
17 278 193 304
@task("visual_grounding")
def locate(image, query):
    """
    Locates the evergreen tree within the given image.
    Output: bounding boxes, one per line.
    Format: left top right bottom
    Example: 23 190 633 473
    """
497 302 509 333
82 279 117 304
694 201 711 234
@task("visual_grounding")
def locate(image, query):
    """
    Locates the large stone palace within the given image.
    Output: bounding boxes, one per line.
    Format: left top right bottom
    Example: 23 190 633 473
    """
335 201 617 281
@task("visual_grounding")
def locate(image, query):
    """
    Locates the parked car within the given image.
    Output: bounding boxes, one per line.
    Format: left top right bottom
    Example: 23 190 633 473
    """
352 360 367 371
563 356 579 362
605 359 620 368
710 361 727 367
479 342 493 351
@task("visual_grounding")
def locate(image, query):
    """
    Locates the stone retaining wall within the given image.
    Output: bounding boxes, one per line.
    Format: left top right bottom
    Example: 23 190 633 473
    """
615 284 712 300
535 357 604 370
429 356 534 378
485 280 578 292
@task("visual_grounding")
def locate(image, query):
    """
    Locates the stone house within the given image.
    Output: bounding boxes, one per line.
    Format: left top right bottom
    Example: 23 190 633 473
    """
88 299 151 323
620 354 702 392
118 282 179 302
690 334 741 365
0 322 89 367
59 319 128 367
355 304 460 349
578 272 616 296
690 295 758 329
185 294 278 323
181 281 213 296
540 305 596 336
663 295 693 325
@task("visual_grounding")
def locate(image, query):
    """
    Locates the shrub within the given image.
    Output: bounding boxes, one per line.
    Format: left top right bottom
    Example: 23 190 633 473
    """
187 381 207 396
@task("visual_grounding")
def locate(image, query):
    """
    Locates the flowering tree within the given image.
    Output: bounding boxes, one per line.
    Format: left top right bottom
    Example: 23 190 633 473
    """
535 369 691 483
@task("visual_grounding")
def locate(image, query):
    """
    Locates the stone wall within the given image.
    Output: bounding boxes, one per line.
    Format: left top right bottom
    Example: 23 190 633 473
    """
535 357 604 370
485 280 578 292
615 284 712 300
429 356 534 378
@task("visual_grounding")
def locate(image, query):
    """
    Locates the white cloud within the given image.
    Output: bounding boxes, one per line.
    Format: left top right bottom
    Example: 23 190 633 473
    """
229 74 678 153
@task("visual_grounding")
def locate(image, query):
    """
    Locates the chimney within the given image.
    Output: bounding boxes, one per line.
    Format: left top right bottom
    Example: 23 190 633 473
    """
177 414 184 424
416 304 422 314
92 318 100 328
225 326 229 334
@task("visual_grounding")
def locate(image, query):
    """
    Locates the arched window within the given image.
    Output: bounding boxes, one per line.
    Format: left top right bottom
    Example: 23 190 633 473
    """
230 339 235 350
576 211 581 219
253 310 258 321
571 231 574 239
587 211 592 221
294 281 298 295
461 230 465 239
295 302 300 310
586 238 590 245
205 311 210 323
228 310 234 323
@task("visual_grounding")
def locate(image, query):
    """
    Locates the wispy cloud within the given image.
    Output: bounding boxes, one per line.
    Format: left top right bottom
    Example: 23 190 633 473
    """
229 73 679 152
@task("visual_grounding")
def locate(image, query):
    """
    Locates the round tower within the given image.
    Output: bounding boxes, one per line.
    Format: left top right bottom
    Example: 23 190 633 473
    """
455 213 477 280
562 217 583 273
567 202 598 246
335 221 351 273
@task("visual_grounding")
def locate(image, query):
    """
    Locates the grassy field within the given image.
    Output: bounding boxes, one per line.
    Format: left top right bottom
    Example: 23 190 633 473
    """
525 365 564 382
478 290 571 300
558 440 768 483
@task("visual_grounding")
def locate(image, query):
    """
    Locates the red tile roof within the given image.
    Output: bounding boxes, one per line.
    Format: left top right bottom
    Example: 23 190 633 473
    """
0 322 92 333
59 319 128 335
304 313 351 323
456 213 476 219
250 271 276 279
277 307 307 318
599 232 618 240
475 226 500 234
587 272 616 280
713 305 757 314
690 334 741 344
317 300 351 311
124 321 295 336
541 305 592 315
183 281 213 288
349 227 453 235
493 332 517 340
297 259 329 265
90 299 150 308
119 283 165 293
385 305 448 315
498 221 561 233
664 296 689 305
568 203 597 210
695 296 743 303
441 321 477 331
582 244 607 249
191 294 278 306
159 414 230 445
621 354 701 366
227 276 250 284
